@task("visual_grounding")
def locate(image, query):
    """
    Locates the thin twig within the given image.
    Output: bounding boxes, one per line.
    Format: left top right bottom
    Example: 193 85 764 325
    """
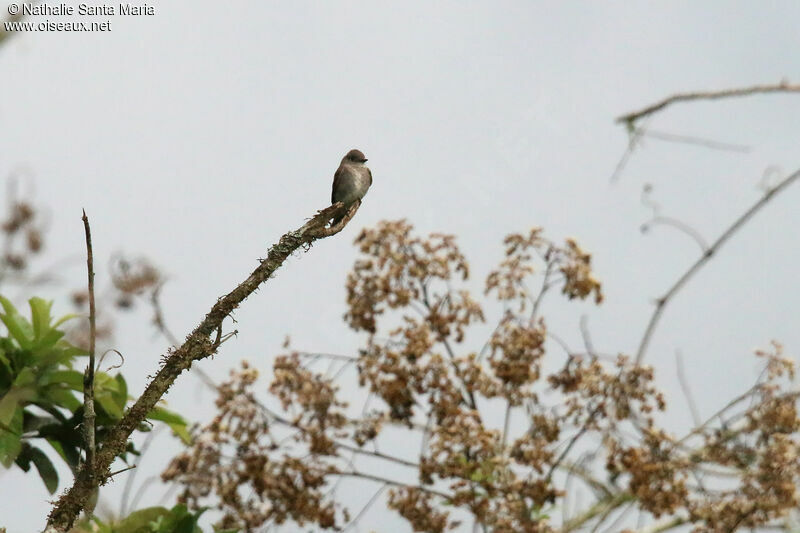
616 81 800 126
675 350 701 427
335 470 452 501
150 282 180 346
80 210 97 517
297 351 360 363
106 465 136 479
562 492 634 532
500 404 513 449
634 515 689 533
609 119 648 183
638 129 750 153
119 426 162 517
341 484 388 532
635 167 800 364
641 216 709 253
529 251 555 323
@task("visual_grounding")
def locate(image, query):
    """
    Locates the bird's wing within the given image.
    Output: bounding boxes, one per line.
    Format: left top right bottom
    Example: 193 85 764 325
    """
367 166 373 187
331 165 346 204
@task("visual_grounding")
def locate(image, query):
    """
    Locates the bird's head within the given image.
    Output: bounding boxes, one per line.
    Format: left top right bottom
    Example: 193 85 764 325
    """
343 149 368 164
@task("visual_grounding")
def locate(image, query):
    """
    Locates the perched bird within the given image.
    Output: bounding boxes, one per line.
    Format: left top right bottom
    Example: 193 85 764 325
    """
331 149 372 224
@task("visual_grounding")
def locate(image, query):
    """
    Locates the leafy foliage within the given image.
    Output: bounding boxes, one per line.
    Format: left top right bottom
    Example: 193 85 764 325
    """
0 296 190 494
72 504 234 533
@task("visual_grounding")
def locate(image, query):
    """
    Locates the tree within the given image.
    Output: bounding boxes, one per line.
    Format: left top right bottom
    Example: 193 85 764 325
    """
0 72 798 531
157 84 800 532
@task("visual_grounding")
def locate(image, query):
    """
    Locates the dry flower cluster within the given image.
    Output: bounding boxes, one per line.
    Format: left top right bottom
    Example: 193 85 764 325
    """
67 256 163 351
0 188 45 278
163 221 799 532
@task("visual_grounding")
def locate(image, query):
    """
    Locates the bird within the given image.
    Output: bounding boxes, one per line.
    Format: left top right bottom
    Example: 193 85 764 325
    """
330 149 372 225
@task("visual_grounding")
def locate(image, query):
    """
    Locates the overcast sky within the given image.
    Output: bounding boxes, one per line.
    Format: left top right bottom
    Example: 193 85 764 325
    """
2 2 800 531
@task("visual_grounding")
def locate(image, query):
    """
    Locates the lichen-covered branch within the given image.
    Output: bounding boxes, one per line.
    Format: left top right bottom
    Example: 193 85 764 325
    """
45 201 358 532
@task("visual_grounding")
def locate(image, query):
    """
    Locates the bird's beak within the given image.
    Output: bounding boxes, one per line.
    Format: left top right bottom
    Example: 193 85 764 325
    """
362 158 368 162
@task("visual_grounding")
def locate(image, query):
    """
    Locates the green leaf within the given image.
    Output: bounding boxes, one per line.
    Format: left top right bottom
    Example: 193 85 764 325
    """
46 437 83 471
0 383 36 425
173 514 198 533
114 506 170 533
13 366 36 387
0 406 23 467
58 345 89 359
95 372 124 420
29 445 59 493
42 369 84 391
41 387 81 412
38 328 66 350
52 312 80 330
112 373 128 411
0 350 12 376
0 295 34 349
96 391 124 420
147 406 191 444
29 297 54 343
94 372 120 393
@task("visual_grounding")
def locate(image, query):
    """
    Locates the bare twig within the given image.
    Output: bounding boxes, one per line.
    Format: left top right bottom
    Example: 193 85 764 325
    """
529 251 555 323
638 129 750 153
500 404 513 449
341 484 388 532
335 470 452 501
609 120 648 183
675 351 701 427
119 426 162 517
635 515 689 533
149 282 179 346
297 351 359 363
635 167 800 364
639 185 710 252
641 216 709 253
46 201 360 531
616 81 800 126
562 492 634 532
80 210 97 517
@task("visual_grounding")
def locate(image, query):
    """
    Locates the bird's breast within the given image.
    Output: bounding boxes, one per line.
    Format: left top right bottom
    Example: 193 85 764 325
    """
335 168 371 204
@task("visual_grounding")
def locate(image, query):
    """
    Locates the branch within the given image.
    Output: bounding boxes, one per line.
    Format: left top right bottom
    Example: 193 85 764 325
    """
562 491 634 532
335 470 452 501
45 201 359 531
635 167 800 364
80 210 97 515
638 129 750 153
616 81 800 126
675 350 701 428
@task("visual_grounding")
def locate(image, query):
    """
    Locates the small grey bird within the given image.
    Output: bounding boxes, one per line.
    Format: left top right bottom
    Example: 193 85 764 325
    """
331 149 372 224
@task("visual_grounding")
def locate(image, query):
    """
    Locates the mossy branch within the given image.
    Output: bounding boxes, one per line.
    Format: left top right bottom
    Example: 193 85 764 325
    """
45 201 359 532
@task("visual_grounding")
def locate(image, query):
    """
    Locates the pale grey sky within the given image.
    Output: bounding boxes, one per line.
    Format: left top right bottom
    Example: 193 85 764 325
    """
1 2 800 531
